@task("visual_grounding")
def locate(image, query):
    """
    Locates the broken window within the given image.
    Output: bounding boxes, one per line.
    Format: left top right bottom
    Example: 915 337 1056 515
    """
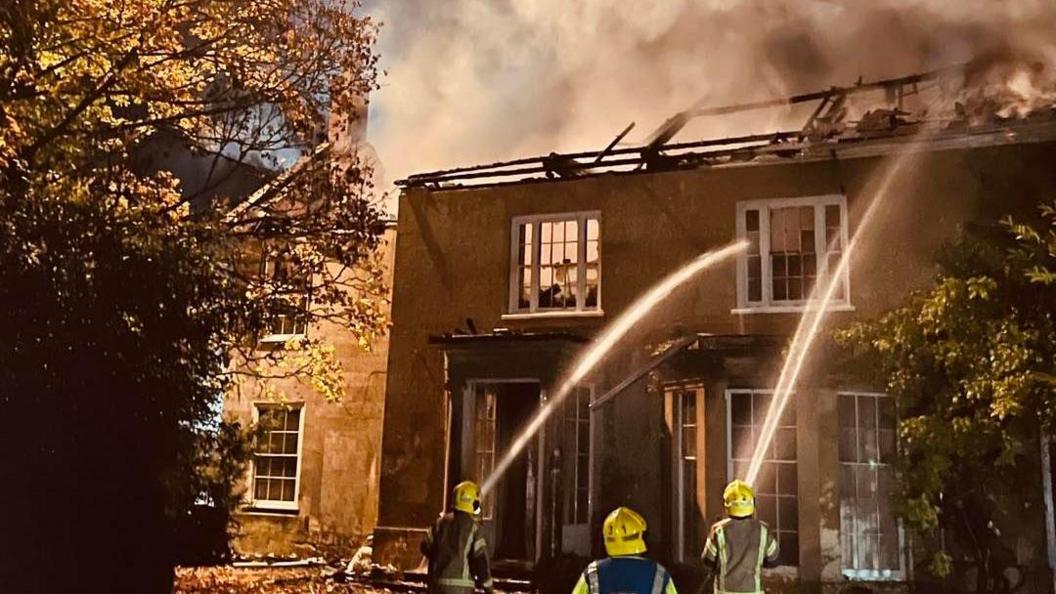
260 246 310 339
510 213 600 314
727 389 798 566
251 404 303 509
737 196 848 310
839 393 903 579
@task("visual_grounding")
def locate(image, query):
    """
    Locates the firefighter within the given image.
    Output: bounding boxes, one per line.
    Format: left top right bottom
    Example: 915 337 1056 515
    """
421 480 494 594
701 480 779 594
571 507 679 594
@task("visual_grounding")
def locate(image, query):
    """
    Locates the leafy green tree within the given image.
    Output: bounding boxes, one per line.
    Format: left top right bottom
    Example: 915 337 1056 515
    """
837 205 1056 589
0 0 384 591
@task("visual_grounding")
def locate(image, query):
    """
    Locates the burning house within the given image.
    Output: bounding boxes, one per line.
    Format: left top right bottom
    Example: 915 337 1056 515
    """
372 64 1056 591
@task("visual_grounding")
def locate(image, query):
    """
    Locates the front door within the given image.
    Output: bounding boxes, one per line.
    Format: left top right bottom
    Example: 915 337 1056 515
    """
467 381 539 562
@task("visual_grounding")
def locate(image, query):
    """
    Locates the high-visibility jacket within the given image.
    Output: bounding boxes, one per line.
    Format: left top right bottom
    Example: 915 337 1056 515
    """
701 517 779 594
421 511 494 594
571 556 678 594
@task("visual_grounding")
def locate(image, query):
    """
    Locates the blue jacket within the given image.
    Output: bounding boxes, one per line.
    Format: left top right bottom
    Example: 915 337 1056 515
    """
572 556 678 594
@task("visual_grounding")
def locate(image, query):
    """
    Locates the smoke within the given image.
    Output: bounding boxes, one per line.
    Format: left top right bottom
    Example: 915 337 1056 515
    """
365 0 1056 192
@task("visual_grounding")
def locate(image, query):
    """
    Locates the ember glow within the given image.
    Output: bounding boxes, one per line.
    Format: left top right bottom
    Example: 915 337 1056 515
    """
370 0 1056 191
482 240 748 495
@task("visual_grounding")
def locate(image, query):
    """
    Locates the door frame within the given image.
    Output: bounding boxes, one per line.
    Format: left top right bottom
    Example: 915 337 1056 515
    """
463 378 543 561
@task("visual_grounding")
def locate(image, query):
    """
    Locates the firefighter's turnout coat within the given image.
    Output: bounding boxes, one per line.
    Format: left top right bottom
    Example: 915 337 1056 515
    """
571 556 678 594
421 511 494 594
701 517 779 594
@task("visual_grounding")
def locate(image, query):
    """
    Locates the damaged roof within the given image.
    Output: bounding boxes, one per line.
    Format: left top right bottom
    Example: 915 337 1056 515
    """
398 63 1056 190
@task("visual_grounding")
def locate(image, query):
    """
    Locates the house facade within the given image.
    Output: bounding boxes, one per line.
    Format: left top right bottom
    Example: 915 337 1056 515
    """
373 80 1056 590
223 222 396 557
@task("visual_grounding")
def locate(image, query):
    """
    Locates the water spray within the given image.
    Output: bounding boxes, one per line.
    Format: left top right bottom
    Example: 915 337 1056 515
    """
743 136 931 486
481 239 749 494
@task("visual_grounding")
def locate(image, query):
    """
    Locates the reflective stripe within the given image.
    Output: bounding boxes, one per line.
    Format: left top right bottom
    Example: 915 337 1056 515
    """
650 567 665 594
586 561 600 594
766 538 778 557
473 538 487 553
461 525 476 581
437 578 476 588
704 538 718 558
754 524 767 593
716 527 727 594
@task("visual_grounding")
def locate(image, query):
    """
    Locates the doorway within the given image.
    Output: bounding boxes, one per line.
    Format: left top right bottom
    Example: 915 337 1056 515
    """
467 381 539 562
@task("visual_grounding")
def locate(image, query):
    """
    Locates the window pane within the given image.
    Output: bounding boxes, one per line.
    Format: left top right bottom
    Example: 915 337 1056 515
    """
752 393 772 425
879 429 897 464
778 497 798 532
839 396 857 428
826 204 841 227
732 425 753 461
731 394 752 426
755 463 777 495
780 533 799 566
878 398 896 429
757 494 778 524
746 209 760 232
839 428 859 463
775 427 797 461
778 463 798 496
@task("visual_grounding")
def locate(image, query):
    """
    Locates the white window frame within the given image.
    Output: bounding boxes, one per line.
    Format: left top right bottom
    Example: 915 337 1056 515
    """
562 385 595 528
248 402 306 511
734 194 852 314
673 386 703 563
505 211 603 319
725 388 799 573
838 391 906 581
259 247 311 344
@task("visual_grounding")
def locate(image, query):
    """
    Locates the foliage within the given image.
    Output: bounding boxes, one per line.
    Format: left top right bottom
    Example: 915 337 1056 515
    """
836 204 1056 584
0 0 384 591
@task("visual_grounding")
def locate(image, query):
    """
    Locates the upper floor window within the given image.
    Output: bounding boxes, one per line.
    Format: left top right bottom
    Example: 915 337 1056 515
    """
250 404 304 510
260 246 310 340
735 195 848 311
510 213 600 314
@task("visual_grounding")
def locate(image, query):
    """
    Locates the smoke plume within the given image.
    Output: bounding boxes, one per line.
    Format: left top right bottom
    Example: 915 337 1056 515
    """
365 1 1056 192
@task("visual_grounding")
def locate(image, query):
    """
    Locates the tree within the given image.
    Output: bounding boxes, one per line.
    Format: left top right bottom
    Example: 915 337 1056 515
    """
0 1 384 591
836 204 1056 590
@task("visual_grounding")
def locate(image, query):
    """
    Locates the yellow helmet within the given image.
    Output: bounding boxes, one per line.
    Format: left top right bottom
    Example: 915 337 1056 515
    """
723 480 755 518
603 507 647 556
453 481 482 515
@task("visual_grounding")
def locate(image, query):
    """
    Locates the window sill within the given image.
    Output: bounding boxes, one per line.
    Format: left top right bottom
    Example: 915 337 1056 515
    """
240 503 299 516
731 303 855 315
841 569 905 582
764 566 799 579
259 333 307 344
501 309 605 321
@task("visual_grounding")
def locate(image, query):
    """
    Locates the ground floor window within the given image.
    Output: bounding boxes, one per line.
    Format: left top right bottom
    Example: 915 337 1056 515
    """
251 404 303 510
474 387 498 520
674 387 703 561
562 386 592 526
727 389 799 565
839 392 903 579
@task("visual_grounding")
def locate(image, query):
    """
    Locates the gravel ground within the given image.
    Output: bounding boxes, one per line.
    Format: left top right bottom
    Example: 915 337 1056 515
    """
174 566 395 594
